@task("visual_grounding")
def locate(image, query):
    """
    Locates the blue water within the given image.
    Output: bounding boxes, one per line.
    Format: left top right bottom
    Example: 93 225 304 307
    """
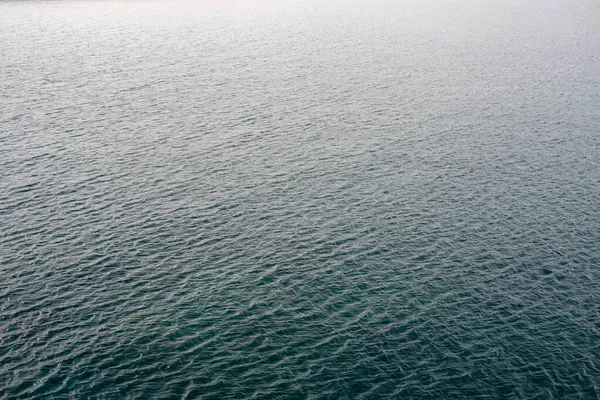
1 0 600 398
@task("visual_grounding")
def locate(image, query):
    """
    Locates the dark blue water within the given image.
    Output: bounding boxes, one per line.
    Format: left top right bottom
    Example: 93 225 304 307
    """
1 0 600 398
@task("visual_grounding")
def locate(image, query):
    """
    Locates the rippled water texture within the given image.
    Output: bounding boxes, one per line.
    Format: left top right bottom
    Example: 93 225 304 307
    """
1 0 600 398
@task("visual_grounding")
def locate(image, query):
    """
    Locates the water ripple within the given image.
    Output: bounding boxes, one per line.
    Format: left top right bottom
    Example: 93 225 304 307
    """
2 0 600 398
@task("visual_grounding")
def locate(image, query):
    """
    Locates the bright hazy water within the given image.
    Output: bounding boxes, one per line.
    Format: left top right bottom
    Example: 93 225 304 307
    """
1 0 600 398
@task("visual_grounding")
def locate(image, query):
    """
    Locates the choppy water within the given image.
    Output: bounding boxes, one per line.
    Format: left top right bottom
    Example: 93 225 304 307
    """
1 0 600 398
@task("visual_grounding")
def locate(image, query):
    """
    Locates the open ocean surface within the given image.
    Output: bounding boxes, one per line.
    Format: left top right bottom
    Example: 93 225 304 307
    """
1 0 600 398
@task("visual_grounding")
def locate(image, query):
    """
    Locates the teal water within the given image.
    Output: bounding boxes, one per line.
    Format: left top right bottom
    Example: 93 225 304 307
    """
1 0 600 398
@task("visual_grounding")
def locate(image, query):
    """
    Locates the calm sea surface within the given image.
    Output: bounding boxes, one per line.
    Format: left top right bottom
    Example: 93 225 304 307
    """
1 0 600 398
